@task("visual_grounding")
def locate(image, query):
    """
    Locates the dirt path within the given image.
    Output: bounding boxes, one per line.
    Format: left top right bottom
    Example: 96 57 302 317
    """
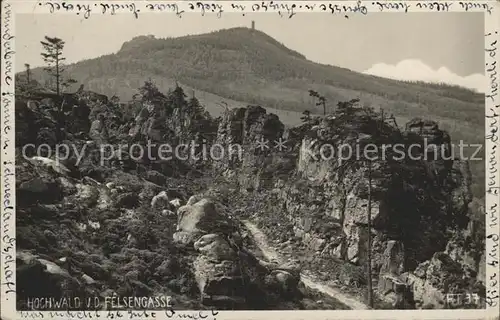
242 220 369 310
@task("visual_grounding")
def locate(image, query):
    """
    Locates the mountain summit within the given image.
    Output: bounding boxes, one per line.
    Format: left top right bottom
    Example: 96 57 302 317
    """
119 28 306 60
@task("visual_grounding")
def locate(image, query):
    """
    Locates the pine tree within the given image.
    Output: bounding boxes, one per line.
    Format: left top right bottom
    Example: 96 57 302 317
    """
366 158 374 308
16 63 36 94
300 110 311 123
170 83 187 109
40 36 77 142
40 36 76 95
308 89 328 115
187 96 205 120
139 78 166 103
169 84 188 132
24 63 31 87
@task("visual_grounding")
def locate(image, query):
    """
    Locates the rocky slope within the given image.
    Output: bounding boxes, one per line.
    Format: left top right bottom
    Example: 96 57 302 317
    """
15 86 343 310
15 82 485 310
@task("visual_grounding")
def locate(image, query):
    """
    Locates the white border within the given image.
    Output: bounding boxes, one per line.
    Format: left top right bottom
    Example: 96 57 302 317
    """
1 1 499 319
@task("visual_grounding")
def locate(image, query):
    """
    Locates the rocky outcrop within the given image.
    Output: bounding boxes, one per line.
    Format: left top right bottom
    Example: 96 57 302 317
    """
211 104 481 308
213 106 289 190
404 251 484 309
376 240 412 308
400 215 486 309
129 103 171 142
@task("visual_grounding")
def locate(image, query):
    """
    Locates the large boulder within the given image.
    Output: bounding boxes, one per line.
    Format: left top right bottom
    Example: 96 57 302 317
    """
263 260 301 298
16 156 63 204
16 251 86 309
194 234 237 261
192 234 247 307
173 198 234 246
193 256 247 307
378 274 413 309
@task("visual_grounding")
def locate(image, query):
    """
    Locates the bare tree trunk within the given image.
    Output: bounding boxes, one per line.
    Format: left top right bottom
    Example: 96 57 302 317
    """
367 159 374 308
56 49 60 96
55 97 66 143
26 67 31 85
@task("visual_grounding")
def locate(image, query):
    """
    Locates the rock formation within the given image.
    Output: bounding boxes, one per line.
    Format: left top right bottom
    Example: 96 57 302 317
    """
213 106 288 190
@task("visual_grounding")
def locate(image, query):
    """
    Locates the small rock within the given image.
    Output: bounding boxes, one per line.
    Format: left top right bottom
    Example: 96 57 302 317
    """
162 209 176 216
151 191 170 210
145 170 167 186
169 198 182 208
173 231 200 246
100 289 116 298
115 192 139 208
82 274 96 285
29 156 71 175
88 220 101 230
57 177 77 195
38 259 70 277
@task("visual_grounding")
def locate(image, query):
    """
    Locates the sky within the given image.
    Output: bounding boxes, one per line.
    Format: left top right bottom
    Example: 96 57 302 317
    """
16 12 485 92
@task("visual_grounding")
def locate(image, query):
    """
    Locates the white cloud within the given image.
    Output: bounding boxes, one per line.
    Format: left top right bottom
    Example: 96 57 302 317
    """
362 59 486 93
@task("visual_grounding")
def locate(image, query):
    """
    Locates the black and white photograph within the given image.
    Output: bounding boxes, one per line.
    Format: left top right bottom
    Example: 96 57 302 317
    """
1 1 499 318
